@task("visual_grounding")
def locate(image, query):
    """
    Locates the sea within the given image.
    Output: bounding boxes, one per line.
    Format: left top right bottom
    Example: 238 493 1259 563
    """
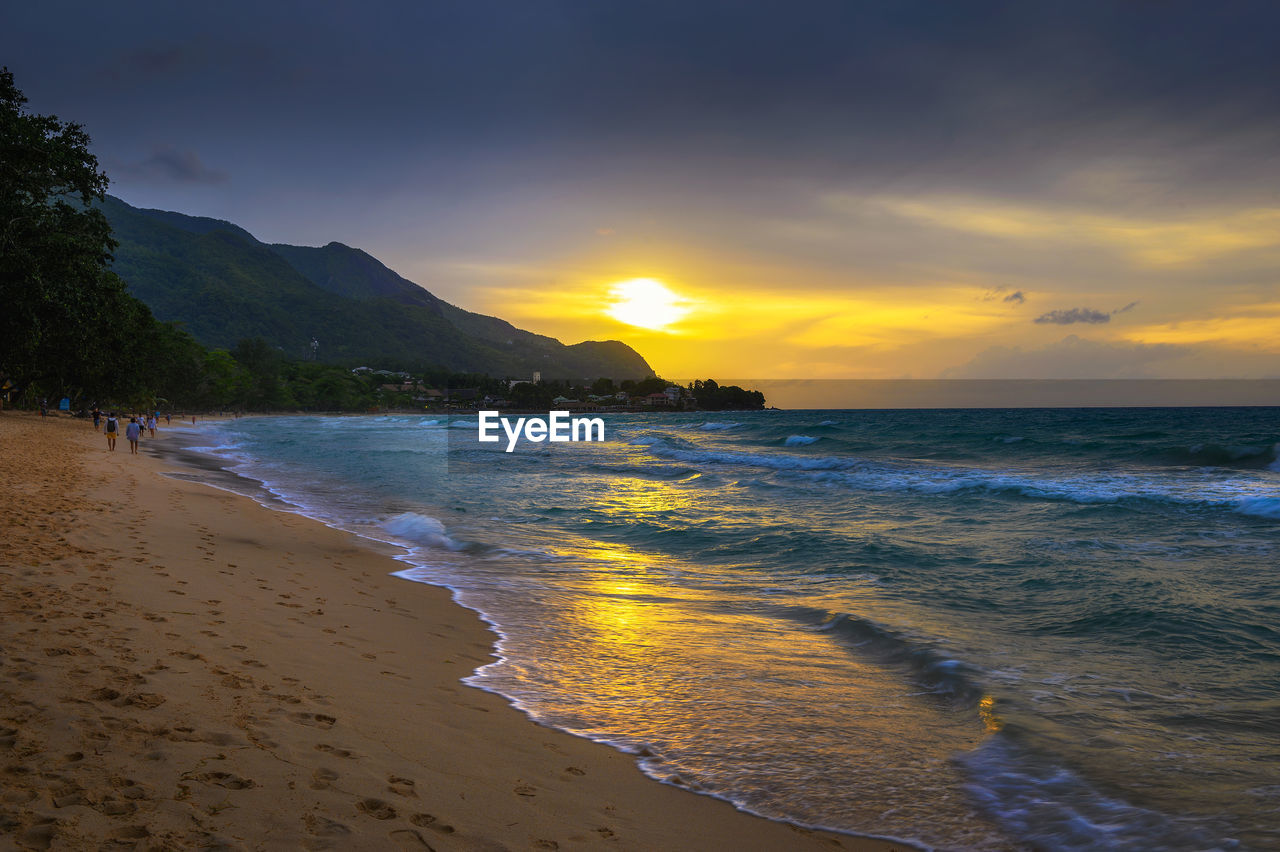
178 406 1280 851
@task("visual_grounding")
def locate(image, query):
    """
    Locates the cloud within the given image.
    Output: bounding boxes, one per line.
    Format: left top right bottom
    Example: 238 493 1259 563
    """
1034 300 1138 324
878 196 1280 267
1034 307 1111 325
1003 290 1026 304
117 146 228 185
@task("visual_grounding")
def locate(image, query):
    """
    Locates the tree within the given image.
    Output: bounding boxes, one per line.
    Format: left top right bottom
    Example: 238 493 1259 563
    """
0 67 156 401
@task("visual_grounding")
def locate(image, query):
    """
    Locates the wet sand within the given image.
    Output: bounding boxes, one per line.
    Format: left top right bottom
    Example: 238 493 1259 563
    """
0 412 900 850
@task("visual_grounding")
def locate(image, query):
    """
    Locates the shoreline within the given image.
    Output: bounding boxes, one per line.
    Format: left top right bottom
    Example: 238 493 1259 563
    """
0 412 901 850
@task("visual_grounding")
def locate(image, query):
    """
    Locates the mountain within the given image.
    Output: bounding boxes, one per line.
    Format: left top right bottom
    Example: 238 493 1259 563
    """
97 196 653 380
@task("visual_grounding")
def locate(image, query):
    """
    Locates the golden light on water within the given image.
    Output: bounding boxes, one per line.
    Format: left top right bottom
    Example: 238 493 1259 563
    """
979 694 1003 733
605 278 690 330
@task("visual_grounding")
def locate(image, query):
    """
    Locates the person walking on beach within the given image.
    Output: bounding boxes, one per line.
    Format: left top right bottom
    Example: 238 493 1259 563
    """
147 414 157 437
104 413 118 451
92 407 101 431
125 417 142 454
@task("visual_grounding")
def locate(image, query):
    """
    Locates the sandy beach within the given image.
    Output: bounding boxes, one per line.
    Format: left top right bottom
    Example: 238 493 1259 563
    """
0 412 897 851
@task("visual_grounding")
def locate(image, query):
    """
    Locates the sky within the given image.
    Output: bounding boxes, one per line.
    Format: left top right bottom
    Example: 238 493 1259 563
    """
4 0 1280 380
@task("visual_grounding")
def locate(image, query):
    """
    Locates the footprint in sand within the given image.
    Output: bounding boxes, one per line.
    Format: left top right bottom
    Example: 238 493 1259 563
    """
514 784 537 797
97 799 137 817
409 813 455 834
315 743 359 759
303 813 351 838
124 692 166 709
355 798 397 820
386 776 417 798
389 828 432 848
291 712 337 729
311 768 339 790
195 771 255 790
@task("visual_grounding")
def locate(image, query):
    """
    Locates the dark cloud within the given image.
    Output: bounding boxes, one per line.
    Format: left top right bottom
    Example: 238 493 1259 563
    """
1003 291 1026 304
7 0 1280 187
1115 301 1139 314
1034 308 1110 325
116 146 227 185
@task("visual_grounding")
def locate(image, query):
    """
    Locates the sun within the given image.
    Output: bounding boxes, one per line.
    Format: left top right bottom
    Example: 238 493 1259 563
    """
605 278 689 330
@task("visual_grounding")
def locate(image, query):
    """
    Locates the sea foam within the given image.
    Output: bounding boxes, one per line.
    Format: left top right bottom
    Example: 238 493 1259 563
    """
382 512 463 550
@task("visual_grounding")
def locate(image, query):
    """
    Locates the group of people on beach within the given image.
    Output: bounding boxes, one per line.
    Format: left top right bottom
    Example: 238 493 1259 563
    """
91 406 167 454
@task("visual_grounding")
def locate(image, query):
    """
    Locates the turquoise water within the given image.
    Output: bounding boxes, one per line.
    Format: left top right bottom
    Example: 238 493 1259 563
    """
190 409 1280 850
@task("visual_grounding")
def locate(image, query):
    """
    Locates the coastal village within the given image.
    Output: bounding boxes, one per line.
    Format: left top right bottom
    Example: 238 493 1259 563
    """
355 367 765 412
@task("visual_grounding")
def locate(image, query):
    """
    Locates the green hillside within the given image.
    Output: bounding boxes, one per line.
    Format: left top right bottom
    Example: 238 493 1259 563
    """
99 196 652 380
269 242 440 309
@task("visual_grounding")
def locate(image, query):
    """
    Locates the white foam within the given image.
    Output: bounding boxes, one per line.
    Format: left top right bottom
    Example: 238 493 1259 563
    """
644 442 1280 515
784 435 819 446
696 421 741 431
382 512 463 550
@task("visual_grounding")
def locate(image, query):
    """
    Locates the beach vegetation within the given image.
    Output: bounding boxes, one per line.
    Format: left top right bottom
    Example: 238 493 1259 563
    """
0 66 155 403
688 379 766 411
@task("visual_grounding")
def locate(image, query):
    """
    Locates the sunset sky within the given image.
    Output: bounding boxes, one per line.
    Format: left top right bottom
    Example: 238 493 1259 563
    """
4 1 1279 379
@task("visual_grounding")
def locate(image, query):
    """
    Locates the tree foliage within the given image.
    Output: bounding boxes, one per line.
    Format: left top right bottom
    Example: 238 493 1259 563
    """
0 66 159 401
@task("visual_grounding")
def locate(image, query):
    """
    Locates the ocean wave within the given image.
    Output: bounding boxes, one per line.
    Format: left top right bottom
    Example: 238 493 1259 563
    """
586 462 702 480
642 441 1280 518
183 442 244 454
1154 441 1278 470
1237 497 1280 519
646 443 861 472
775 605 983 704
694 421 742 431
959 736 1226 851
381 512 464 550
783 435 819 446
